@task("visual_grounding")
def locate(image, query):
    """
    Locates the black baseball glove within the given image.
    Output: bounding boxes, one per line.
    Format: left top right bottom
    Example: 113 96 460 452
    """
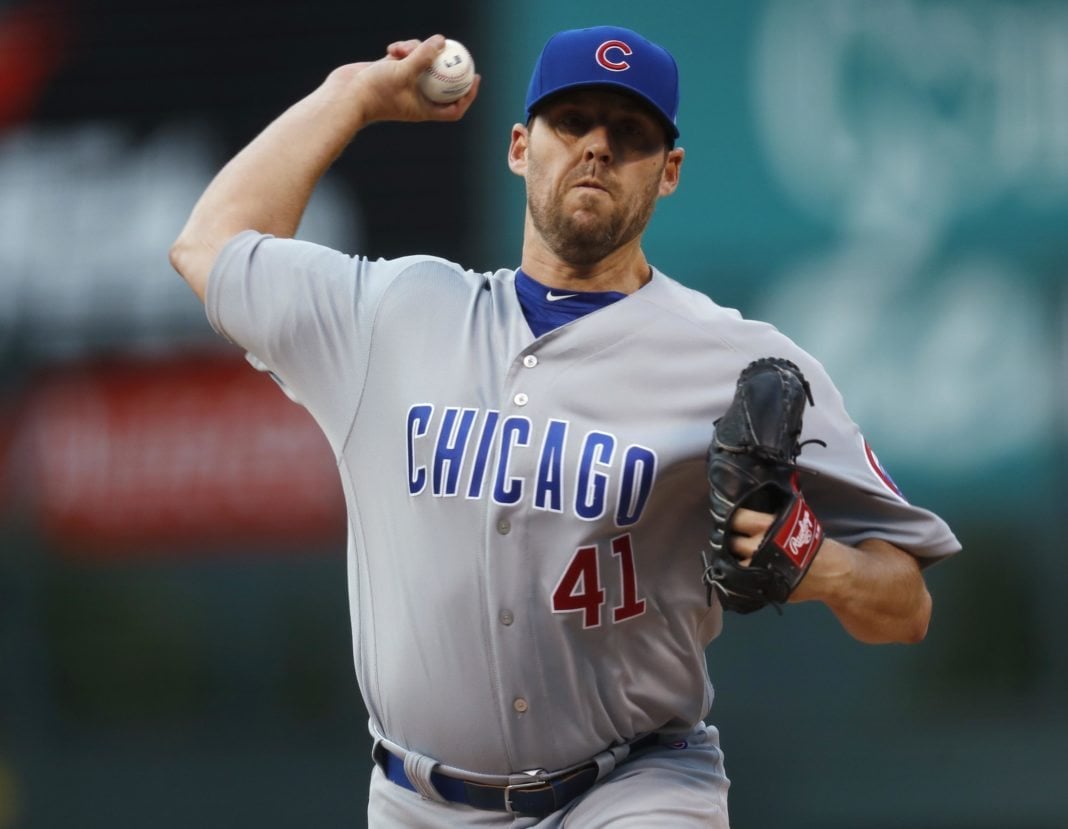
701 358 825 614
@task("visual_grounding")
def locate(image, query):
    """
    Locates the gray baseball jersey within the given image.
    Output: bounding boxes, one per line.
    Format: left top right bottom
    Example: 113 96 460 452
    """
206 230 960 776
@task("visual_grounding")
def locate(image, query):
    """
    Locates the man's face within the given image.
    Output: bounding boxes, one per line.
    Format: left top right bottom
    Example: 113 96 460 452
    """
510 89 683 266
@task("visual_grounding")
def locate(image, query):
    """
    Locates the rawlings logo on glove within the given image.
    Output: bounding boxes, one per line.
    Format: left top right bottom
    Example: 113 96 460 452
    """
701 358 825 614
775 485 821 568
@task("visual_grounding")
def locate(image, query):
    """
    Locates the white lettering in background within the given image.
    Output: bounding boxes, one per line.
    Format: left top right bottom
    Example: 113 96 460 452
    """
752 0 1061 470
757 0 1068 223
0 124 359 355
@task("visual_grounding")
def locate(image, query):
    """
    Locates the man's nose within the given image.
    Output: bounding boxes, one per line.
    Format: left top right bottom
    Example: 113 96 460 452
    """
582 125 613 163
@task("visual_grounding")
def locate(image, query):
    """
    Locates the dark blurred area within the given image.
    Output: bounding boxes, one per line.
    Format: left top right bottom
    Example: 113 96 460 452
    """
2 1 1067 827
0 1 478 826
26 0 479 263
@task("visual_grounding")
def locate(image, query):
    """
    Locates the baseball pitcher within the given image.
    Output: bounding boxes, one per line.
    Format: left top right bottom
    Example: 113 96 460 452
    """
170 25 960 827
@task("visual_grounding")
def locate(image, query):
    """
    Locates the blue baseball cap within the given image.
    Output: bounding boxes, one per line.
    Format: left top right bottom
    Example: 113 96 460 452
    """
525 26 680 139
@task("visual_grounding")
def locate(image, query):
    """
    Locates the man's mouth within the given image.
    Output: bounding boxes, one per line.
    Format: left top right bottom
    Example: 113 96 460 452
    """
573 178 609 193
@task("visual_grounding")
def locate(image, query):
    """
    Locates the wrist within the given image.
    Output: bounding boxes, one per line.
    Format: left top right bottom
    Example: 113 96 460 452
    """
790 537 853 604
321 63 378 129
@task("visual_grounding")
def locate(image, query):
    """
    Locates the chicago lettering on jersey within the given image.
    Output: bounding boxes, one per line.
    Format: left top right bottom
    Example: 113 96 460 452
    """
406 404 658 526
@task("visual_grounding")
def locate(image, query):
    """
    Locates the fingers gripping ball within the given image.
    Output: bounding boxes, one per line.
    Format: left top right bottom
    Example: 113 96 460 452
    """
419 39 475 103
701 358 826 614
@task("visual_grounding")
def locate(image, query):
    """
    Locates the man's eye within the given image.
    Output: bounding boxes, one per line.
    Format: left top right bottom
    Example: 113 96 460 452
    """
558 114 588 133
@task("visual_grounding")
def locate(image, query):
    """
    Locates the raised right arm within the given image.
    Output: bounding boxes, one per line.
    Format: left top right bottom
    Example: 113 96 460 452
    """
168 35 480 302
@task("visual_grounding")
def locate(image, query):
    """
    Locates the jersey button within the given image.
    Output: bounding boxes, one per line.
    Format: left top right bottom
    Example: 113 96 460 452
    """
496 519 511 535
513 393 529 406
513 698 529 713
499 610 514 626
522 355 538 368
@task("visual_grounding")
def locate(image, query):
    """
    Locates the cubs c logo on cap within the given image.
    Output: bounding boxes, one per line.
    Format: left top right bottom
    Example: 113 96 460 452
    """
596 40 632 72
525 26 680 138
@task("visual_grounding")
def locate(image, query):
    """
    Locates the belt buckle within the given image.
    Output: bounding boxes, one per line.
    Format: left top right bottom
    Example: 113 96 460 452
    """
503 769 549 815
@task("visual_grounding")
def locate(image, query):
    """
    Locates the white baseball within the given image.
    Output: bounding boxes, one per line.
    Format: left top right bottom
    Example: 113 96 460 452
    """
418 39 475 104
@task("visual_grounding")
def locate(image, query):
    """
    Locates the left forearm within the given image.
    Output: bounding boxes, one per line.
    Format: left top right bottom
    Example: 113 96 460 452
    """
791 538 932 644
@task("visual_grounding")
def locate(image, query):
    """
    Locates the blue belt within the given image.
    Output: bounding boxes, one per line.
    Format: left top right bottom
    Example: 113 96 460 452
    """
382 733 659 817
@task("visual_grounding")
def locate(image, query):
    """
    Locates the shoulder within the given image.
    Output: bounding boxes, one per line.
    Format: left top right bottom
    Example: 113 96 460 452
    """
367 254 512 301
634 269 738 321
388 255 510 284
633 266 845 394
634 268 805 354
219 232 499 281
222 233 508 296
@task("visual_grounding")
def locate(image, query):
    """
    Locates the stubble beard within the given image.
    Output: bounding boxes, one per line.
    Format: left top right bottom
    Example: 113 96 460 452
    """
527 164 662 267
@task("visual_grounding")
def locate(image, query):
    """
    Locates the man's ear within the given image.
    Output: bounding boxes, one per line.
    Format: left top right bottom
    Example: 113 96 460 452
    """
659 147 684 197
508 123 529 177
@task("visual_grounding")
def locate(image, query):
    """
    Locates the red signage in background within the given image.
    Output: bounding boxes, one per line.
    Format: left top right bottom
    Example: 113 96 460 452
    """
0 404 14 518
14 352 346 559
0 1 72 130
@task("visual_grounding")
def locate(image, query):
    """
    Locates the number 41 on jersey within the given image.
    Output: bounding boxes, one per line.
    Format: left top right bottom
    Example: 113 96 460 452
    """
551 533 646 629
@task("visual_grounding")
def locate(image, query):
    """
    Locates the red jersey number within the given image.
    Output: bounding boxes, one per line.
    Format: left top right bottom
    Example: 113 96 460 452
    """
551 533 647 628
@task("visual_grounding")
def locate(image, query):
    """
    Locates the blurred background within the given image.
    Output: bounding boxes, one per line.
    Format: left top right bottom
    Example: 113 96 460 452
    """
1 0 1065 826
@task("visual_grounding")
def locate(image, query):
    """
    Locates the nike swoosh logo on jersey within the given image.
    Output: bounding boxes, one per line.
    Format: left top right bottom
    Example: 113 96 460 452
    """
546 291 578 302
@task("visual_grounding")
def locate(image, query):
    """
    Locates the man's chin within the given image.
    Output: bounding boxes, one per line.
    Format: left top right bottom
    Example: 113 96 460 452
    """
550 232 617 266
563 210 613 239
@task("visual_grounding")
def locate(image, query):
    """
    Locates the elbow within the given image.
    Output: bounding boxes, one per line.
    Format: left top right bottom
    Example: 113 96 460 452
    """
168 238 187 278
885 544 933 645
905 585 931 645
168 234 209 303
900 585 933 644
843 585 932 646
